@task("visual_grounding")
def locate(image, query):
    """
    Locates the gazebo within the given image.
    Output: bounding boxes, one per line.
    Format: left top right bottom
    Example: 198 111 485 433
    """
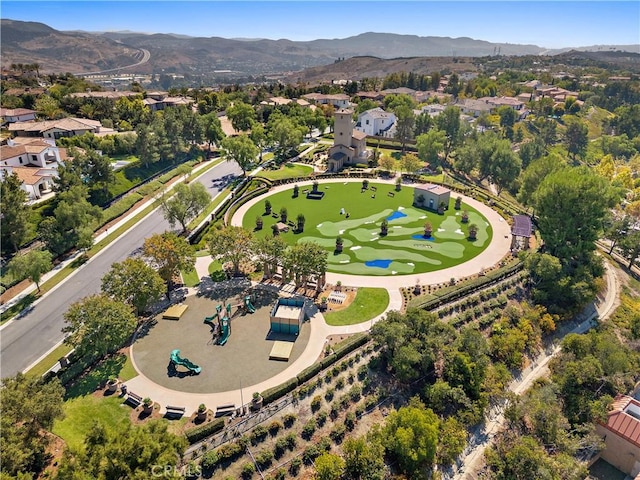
511 215 532 250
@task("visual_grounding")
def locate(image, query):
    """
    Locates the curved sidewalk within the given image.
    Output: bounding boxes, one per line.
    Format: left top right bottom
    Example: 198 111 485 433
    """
230 177 512 289
124 288 402 415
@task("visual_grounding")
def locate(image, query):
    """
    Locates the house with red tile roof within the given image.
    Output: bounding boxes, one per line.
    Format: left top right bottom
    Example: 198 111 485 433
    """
595 395 640 478
0 107 36 125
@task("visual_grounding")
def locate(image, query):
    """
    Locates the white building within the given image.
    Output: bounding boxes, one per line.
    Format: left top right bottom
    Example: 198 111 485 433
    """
355 108 396 137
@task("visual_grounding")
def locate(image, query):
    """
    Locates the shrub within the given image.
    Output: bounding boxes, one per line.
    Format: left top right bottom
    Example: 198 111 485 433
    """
339 393 351 410
318 436 332 453
330 424 347 443
302 418 316 440
297 362 323 384
201 450 220 471
335 377 345 390
348 373 355 384
348 384 362 402
255 449 274 469
284 432 297 450
250 425 268 445
283 413 297 428
357 364 368 380
274 437 288 458
339 360 349 371
345 411 356 431
267 420 283 436
261 377 298 405
303 445 320 465
330 401 340 419
317 410 328 427
311 395 322 412
324 388 335 402
270 468 286 480
241 462 255 479
184 417 225 444
355 404 365 417
289 457 302 475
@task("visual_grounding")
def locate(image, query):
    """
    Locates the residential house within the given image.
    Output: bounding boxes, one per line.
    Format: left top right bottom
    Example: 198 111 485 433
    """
355 108 396 137
301 93 351 109
327 108 369 172
419 104 447 118
0 138 67 200
0 108 37 125
478 96 525 111
595 395 640 478
67 91 142 100
355 91 385 102
8 117 103 139
142 91 194 111
457 98 494 117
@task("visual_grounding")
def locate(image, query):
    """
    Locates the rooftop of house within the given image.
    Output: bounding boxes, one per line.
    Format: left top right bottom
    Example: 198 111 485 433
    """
0 140 52 161
381 87 417 96
67 91 141 99
0 166 50 185
479 96 524 107
512 214 533 237
8 117 102 133
601 395 640 449
415 183 450 196
352 130 368 140
0 107 36 117
359 107 394 119
458 98 494 111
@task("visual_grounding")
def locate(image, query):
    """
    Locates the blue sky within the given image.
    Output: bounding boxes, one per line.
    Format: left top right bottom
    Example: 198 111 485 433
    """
2 1 638 49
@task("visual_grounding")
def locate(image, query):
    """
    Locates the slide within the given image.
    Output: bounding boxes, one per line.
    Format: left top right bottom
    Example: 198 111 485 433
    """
170 349 201 374
218 317 230 346
244 295 256 314
203 315 216 326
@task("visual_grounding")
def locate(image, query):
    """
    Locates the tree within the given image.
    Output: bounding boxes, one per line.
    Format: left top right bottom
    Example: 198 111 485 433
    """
497 105 517 139
253 235 287 279
534 167 618 265
267 114 305 156
517 154 565 206
38 185 102 256
378 154 397 174
619 229 640 269
208 225 254 276
436 106 462 161
488 142 521 195
563 119 588 161
143 232 195 289
227 101 256 132
0 171 30 252
296 213 306 232
76 148 114 195
101 258 165 315
400 153 422 175
56 420 186 479
0 374 65 477
437 417 467 466
314 452 345 480
604 214 631 254
416 129 446 166
282 241 327 288
342 436 385 480
135 123 162 168
161 182 210 233
7 250 52 292
518 138 546 169
63 294 137 360
34 94 63 119
384 403 439 477
202 112 226 153
221 135 258 175
393 105 415 153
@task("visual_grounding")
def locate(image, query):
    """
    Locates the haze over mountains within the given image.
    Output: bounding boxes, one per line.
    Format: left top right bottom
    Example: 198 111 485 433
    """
1 19 638 76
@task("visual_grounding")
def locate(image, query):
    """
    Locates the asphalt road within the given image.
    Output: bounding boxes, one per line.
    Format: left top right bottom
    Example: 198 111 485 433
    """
0 161 241 378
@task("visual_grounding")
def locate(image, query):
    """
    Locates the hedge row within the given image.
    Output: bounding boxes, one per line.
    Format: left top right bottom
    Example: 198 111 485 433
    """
185 417 226 444
99 192 143 227
408 259 524 310
262 333 370 406
224 186 269 224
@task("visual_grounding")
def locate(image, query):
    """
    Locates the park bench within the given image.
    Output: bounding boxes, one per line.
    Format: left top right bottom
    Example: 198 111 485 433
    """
215 404 236 417
165 405 186 417
125 392 142 408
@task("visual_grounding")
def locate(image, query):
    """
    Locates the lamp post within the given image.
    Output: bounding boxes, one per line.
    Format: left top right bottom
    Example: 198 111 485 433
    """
240 378 244 415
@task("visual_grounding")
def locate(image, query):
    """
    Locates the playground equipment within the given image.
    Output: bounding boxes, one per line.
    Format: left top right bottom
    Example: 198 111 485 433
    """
218 316 230 346
170 349 201 374
245 295 256 313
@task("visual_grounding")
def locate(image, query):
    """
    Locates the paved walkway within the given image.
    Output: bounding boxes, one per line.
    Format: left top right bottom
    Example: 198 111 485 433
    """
125 177 508 415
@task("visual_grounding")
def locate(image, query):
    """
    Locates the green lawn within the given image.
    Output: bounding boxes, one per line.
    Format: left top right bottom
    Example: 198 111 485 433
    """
242 181 492 276
53 394 131 451
258 163 313 180
324 288 389 326
25 344 73 378
181 268 200 287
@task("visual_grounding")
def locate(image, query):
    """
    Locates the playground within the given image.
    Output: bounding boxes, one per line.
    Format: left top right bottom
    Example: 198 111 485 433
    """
241 181 492 276
131 286 311 394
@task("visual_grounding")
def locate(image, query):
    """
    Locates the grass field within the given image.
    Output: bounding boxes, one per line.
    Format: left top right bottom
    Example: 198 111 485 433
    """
242 181 492 276
258 163 313 180
324 288 389 326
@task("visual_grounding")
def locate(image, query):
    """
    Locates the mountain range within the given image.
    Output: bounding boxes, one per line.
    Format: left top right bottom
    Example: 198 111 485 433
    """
1 19 638 77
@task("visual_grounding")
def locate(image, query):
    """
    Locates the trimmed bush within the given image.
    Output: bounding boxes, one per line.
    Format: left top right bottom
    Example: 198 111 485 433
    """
302 445 320 465
201 450 220 471
302 418 316 440
274 437 288 458
255 449 274 469
261 377 298 405
330 424 347 443
289 457 302 476
317 410 328 427
267 420 283 436
284 432 297 450
241 462 255 479
311 395 322 412
250 425 268 445
296 361 323 384
185 417 226 444
348 384 362 402
283 413 297 428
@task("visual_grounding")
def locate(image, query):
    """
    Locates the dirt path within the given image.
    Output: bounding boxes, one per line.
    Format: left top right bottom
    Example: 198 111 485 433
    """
450 260 620 480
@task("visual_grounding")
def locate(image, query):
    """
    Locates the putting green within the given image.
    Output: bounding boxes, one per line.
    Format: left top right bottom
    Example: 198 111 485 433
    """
242 181 492 275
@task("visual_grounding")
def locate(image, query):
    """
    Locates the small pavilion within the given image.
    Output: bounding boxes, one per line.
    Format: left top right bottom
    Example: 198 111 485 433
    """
511 214 532 250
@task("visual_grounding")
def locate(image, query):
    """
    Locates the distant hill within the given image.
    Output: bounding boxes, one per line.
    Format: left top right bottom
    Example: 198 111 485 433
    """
1 19 638 77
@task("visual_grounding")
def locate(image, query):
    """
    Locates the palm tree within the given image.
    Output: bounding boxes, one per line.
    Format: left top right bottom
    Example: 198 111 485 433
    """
380 219 389 236
468 223 478 240
293 185 299 198
296 214 305 232
424 222 432 238
438 202 446 215
455 196 462 210
255 216 263 230
335 236 344 253
271 224 280 237
280 207 288 223
461 211 469 223
264 200 272 215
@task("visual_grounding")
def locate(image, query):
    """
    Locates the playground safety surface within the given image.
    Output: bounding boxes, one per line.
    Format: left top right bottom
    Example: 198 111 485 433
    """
131 291 311 394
